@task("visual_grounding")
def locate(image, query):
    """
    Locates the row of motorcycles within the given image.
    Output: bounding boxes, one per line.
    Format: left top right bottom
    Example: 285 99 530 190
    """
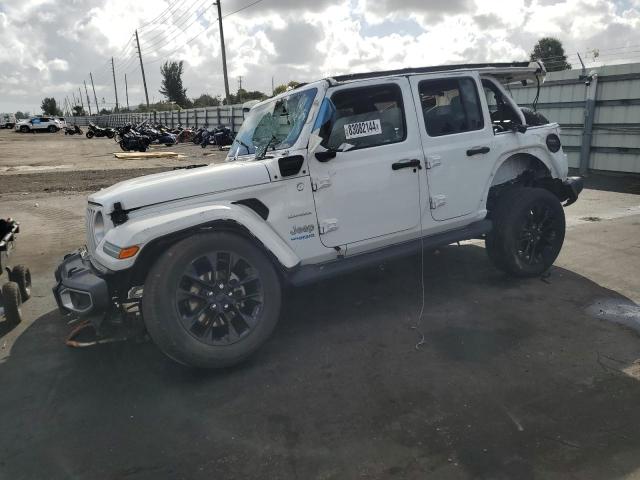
115 122 236 152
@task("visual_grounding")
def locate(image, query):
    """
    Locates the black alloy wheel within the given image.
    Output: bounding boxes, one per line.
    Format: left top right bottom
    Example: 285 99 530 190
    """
175 251 265 346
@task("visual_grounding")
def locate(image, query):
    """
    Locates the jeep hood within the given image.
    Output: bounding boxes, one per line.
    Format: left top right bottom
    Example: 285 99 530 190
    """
89 161 271 212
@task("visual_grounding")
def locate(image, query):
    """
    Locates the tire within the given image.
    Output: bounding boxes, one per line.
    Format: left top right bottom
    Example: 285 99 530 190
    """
143 232 282 368
165 143 173 147
486 187 565 277
138 146 147 152
86 131 94 139
10 265 31 302
48 125 57 133
106 131 115 139
1 282 23 324
119 140 129 151
20 126 29 133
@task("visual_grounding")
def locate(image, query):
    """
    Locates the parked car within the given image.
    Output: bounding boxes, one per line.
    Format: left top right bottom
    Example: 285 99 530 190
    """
15 116 60 133
53 61 583 368
1 113 16 129
55 117 67 129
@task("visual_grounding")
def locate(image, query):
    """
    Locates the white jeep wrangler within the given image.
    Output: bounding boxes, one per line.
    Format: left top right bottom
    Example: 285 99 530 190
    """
54 62 582 368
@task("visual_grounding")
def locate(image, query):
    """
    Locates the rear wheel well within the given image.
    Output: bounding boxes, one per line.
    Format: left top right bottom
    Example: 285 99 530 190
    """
488 153 564 211
123 220 286 295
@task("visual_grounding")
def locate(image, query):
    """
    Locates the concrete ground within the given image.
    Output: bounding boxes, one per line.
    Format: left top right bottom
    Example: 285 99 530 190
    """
1 129 640 479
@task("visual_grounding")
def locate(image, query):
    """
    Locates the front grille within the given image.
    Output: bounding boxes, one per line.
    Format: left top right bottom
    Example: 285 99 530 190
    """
85 204 100 255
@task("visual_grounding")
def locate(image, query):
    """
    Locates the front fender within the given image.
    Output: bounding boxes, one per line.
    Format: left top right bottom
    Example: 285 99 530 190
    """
93 203 300 271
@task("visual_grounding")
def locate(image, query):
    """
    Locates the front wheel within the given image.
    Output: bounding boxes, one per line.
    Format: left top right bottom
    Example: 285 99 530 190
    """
48 125 57 133
143 232 282 368
1 282 23 324
20 126 29 133
10 265 31 302
486 187 565 277
106 131 115 139
119 140 129 151
86 131 94 139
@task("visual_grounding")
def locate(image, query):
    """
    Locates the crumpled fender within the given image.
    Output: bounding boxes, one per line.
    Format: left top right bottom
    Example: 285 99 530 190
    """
92 203 300 271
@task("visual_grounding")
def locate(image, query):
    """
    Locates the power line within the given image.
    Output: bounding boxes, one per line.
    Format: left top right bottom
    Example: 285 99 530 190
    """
145 0 265 65
138 0 206 48
140 0 213 54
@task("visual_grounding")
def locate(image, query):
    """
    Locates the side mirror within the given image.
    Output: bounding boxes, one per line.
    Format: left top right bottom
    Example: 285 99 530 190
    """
315 150 336 162
513 124 528 134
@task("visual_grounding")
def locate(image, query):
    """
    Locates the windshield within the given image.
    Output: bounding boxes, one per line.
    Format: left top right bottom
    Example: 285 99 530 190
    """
228 88 317 159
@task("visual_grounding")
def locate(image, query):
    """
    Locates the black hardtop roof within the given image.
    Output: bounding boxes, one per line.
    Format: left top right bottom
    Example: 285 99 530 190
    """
331 61 533 83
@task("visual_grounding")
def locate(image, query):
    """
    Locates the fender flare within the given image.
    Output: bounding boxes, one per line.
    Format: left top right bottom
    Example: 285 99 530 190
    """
93 203 300 272
481 146 559 203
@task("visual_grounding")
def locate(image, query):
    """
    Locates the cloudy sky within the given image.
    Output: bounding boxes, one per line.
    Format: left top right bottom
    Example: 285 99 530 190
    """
1 0 639 114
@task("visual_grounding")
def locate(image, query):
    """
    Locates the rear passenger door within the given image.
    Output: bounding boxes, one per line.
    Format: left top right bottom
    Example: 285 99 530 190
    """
409 73 495 221
311 78 423 248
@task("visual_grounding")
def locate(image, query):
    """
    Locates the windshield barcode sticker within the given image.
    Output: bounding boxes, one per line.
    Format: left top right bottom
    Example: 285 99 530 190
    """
344 119 382 139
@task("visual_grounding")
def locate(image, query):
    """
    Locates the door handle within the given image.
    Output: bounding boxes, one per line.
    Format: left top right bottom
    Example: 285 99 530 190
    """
392 159 422 170
466 146 490 156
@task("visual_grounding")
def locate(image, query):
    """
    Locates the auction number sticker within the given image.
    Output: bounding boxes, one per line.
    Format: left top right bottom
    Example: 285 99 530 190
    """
344 119 382 139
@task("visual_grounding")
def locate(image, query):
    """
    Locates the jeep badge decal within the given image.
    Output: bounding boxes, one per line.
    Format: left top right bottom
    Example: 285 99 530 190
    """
344 119 382 139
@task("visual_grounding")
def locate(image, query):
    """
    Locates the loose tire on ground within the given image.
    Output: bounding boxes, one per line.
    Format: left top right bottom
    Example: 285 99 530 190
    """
11 265 32 302
143 232 282 368
1 282 23 324
486 187 565 277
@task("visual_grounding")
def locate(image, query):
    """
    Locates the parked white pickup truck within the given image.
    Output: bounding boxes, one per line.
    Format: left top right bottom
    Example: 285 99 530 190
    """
1 113 16 129
53 61 582 368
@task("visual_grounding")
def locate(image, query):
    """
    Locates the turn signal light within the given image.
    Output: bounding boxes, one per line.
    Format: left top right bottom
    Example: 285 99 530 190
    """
118 246 140 259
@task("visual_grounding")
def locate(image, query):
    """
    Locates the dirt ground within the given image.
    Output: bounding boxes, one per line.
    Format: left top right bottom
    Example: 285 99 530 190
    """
0 128 227 193
1 128 640 479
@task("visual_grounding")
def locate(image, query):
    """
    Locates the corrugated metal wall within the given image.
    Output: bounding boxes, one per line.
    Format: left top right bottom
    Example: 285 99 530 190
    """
510 62 640 174
70 104 246 133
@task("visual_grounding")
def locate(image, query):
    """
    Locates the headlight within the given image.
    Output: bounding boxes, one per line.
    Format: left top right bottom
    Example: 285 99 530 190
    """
546 133 561 153
94 211 105 244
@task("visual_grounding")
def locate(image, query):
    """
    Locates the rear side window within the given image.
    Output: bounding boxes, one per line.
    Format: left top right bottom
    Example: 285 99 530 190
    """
418 77 484 137
327 84 406 150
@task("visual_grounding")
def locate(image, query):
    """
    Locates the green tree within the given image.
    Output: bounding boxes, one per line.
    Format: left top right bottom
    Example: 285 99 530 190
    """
192 93 221 107
72 105 85 116
224 89 268 105
530 37 571 72
41 97 62 116
15 111 27 119
159 60 189 107
272 81 301 96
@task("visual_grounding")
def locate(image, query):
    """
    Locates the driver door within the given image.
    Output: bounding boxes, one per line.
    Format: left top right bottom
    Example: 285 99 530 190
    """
310 78 423 248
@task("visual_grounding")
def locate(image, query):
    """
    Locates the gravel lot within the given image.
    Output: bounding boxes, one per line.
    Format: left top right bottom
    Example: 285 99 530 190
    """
1 128 640 479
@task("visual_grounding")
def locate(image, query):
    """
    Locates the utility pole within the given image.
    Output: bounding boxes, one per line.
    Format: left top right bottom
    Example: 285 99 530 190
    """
238 76 242 102
271 76 274 96
111 57 119 112
125 74 130 111
135 30 150 110
84 80 92 115
215 1 230 104
78 87 85 114
89 72 99 113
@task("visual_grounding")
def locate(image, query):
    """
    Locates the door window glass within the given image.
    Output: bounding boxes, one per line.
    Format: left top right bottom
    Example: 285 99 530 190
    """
326 84 406 150
418 77 483 137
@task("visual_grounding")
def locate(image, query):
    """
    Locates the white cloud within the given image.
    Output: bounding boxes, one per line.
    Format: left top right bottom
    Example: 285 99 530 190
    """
0 0 639 113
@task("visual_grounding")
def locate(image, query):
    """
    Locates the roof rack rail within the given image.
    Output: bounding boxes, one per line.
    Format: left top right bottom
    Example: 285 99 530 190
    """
330 62 532 83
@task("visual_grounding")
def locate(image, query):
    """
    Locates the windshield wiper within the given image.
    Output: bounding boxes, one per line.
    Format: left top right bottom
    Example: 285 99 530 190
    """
256 135 278 160
234 138 251 155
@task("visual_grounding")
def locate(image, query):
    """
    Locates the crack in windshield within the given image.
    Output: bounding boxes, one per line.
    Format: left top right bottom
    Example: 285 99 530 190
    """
228 88 317 160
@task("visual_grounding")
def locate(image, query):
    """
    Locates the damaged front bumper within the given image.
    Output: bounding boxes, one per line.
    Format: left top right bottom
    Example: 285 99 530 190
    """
561 176 583 206
52 249 112 329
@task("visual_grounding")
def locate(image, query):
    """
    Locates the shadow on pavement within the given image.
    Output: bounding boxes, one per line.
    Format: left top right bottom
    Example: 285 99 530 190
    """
1 244 640 480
